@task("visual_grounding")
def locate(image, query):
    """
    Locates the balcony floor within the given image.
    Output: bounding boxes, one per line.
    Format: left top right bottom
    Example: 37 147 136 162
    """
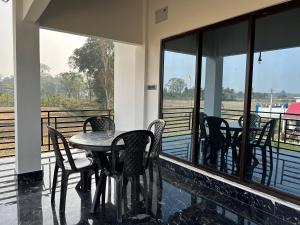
0 152 293 225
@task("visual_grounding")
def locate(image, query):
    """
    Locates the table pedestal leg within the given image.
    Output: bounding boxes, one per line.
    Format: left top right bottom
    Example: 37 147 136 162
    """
90 170 106 214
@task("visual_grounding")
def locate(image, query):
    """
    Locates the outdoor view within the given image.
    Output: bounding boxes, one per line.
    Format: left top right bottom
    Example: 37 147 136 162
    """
0 2 114 156
162 7 300 197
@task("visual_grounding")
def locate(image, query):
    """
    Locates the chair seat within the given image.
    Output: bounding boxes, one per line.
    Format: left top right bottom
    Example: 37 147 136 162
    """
64 156 94 170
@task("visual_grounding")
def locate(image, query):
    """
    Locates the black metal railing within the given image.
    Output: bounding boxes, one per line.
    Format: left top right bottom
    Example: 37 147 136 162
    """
0 109 113 157
162 107 300 153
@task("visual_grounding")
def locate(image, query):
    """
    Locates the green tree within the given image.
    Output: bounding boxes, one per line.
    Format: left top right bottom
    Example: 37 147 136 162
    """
166 78 187 97
58 72 85 100
40 64 59 98
69 37 114 108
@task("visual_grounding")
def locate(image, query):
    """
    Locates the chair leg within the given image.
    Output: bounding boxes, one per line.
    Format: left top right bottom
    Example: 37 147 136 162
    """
143 172 149 214
269 145 273 170
261 146 267 174
51 163 59 204
107 177 112 203
60 171 69 214
122 178 129 215
115 176 123 223
101 175 107 207
91 170 105 214
94 167 99 187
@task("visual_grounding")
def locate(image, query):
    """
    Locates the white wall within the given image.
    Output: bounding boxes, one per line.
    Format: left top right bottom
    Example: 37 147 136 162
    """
114 43 146 130
144 0 288 125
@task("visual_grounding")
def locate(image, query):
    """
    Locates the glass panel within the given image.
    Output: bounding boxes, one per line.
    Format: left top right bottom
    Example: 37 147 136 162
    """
248 7 300 197
161 33 197 161
198 21 248 176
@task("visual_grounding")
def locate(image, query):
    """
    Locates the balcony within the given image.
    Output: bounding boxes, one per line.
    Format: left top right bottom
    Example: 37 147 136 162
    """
1 0 300 225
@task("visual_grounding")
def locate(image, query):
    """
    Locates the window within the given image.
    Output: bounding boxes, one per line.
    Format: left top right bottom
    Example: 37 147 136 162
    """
161 33 197 162
160 2 300 203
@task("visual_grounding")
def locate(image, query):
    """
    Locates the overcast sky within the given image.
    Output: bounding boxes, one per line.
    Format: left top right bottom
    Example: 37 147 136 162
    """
0 2 87 76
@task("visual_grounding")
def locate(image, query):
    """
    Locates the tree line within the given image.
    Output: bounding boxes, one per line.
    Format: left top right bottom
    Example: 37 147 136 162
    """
163 77 293 101
0 37 114 109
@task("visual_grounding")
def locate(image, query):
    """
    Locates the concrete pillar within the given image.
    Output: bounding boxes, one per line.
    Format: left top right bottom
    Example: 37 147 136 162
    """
13 0 41 176
114 42 145 130
204 56 223 117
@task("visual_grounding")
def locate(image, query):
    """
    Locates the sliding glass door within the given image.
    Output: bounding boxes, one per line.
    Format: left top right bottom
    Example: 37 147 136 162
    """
161 33 197 162
198 21 248 177
160 1 300 203
247 6 300 196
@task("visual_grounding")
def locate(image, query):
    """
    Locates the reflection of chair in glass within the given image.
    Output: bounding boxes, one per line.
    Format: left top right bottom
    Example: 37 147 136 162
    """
104 130 154 223
202 117 231 172
199 112 208 143
48 126 99 214
238 113 261 140
249 119 276 176
77 116 115 191
231 113 261 173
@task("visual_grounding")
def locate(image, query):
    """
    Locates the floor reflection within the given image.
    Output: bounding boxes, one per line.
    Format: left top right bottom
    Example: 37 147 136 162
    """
0 153 281 225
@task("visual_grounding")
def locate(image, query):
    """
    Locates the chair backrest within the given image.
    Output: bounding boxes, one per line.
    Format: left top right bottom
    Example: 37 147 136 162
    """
147 119 166 158
110 130 154 177
47 126 77 171
199 112 208 139
256 119 276 146
203 116 231 148
238 113 261 128
83 116 115 133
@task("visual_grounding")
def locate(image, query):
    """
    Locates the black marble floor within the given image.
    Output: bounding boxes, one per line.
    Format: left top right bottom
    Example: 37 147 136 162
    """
0 152 293 225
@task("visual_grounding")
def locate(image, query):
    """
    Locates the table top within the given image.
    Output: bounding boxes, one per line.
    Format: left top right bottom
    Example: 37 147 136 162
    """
222 121 261 132
69 130 126 152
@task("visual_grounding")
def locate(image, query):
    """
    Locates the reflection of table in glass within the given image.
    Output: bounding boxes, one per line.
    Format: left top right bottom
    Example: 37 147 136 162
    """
69 130 126 213
221 121 262 172
222 121 261 132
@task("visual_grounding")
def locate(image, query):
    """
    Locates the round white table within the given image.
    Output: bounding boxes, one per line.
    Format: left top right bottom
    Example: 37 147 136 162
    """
69 130 125 152
69 130 126 213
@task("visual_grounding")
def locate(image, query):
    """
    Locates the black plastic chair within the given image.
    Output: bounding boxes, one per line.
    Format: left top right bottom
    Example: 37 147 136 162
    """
199 112 208 154
77 116 115 191
199 112 208 140
48 126 99 214
249 119 276 175
105 130 154 223
238 113 261 140
202 116 231 172
83 116 115 133
147 119 166 159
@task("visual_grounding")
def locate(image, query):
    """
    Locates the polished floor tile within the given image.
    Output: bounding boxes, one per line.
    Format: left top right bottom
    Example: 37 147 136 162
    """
0 153 292 225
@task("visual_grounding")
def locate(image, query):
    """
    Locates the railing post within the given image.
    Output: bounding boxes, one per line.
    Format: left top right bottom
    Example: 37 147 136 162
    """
40 117 43 146
274 114 282 186
54 117 57 129
284 119 288 143
47 111 50 152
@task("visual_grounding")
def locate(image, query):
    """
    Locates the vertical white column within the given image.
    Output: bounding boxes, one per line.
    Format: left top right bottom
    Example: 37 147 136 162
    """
114 43 146 130
204 56 223 117
13 0 41 174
